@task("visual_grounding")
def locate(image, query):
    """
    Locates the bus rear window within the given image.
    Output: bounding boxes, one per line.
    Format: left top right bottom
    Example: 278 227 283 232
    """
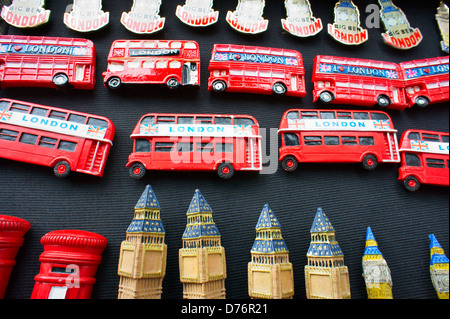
87 118 109 129
141 116 155 125
235 118 255 126
371 113 389 120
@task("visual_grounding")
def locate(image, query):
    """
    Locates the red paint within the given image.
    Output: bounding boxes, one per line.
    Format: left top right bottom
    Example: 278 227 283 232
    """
31 230 107 299
0 215 30 299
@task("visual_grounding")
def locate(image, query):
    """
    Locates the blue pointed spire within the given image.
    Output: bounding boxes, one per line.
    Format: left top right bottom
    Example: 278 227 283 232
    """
363 227 383 257
310 207 335 233
187 189 213 214
255 204 281 229
182 190 220 239
135 184 160 209
307 208 343 257
430 234 449 266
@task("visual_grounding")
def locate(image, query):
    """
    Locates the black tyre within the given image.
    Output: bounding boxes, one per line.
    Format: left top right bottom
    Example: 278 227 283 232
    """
319 91 334 103
415 96 429 108
362 154 378 171
377 95 391 107
167 78 180 90
107 77 122 90
282 156 298 172
129 162 146 180
53 161 71 178
52 73 69 89
212 80 227 93
272 83 287 96
403 176 420 192
217 163 234 180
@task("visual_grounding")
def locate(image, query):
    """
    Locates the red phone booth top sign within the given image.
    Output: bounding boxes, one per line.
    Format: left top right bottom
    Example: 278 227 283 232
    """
31 230 107 299
0 215 30 299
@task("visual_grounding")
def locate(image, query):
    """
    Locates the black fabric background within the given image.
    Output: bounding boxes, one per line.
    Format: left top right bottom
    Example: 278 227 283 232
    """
0 0 448 302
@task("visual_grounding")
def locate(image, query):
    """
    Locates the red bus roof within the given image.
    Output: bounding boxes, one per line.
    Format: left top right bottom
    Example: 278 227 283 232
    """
399 56 449 69
314 55 399 70
212 44 302 58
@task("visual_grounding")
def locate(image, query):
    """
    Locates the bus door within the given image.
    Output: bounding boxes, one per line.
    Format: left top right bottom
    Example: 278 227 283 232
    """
182 61 198 85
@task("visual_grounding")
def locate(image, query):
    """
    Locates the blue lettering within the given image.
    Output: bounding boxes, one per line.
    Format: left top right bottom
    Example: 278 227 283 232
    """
70 124 78 131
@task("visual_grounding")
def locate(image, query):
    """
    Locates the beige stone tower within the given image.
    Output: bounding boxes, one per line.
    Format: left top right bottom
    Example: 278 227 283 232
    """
304 207 351 299
248 204 294 299
179 189 226 299
117 185 167 299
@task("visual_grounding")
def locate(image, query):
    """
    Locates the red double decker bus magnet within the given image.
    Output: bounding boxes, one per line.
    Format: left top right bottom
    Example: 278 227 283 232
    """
1 0 50 28
121 0 165 34
176 0 219 27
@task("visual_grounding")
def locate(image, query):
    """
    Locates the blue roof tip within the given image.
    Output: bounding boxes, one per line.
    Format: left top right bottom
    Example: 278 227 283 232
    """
255 204 281 229
429 234 442 249
187 189 213 214
364 227 383 257
366 226 376 242
310 207 335 233
135 184 160 209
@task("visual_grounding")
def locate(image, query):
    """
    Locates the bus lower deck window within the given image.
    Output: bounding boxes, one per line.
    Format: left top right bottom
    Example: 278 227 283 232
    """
19 133 38 145
284 133 300 146
324 136 339 145
342 136 357 145
135 139 151 153
405 153 421 167
155 142 174 152
426 158 446 168
304 136 322 146
0 129 19 141
39 137 57 148
359 137 375 146
177 142 193 152
58 140 77 152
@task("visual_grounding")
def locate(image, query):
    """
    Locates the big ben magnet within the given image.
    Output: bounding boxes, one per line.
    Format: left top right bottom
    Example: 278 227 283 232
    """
379 0 423 49
436 1 449 53
121 0 165 34
1 0 50 28
282 0 322 38
328 1 368 45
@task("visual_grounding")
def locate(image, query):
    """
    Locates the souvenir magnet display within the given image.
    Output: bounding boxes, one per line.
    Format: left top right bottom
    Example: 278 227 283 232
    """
118 185 167 299
226 0 268 34
398 129 449 192
0 98 115 178
378 0 423 50
362 227 393 299
0 215 30 299
179 190 226 299
176 0 219 27
103 39 200 90
208 44 307 97
127 113 262 180
281 0 322 38
63 0 109 32
305 208 351 299
429 234 449 299
328 0 368 45
31 230 107 299
121 0 165 34
248 204 294 299
436 1 449 53
1 0 50 28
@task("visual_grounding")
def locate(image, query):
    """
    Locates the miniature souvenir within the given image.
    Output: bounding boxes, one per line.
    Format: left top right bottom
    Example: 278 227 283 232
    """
248 204 294 299
378 0 422 50
208 44 306 97
179 190 226 299
121 0 165 34
362 227 393 299
328 0 368 45
0 98 115 178
436 1 449 53
118 185 167 299
1 0 50 28
226 0 268 34
399 56 449 108
398 130 449 192
305 207 351 299
176 0 219 27
281 0 322 38
429 234 449 299
278 109 400 173
0 35 96 91
31 230 107 299
102 39 200 90
127 113 262 180
0 215 30 299
312 55 409 110
63 0 109 32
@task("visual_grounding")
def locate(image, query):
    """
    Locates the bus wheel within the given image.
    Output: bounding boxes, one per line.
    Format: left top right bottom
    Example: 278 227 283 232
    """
53 73 69 89
319 91 334 103
403 176 420 192
217 163 234 180
272 83 287 96
129 162 146 180
167 78 180 90
377 95 391 108
362 155 378 171
107 77 122 90
415 96 429 108
212 80 227 93
53 161 71 178
282 156 298 172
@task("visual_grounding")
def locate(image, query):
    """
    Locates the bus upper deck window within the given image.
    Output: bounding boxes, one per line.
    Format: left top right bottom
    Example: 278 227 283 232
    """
407 132 421 140
286 111 299 119
178 117 194 124
156 116 175 124
442 135 449 143
108 62 124 72
320 112 336 119
0 101 10 110
141 116 155 125
196 117 213 124
235 118 255 126
185 42 197 49
31 107 49 117
87 118 109 129
371 113 389 121
68 114 87 124
215 117 232 125
10 103 30 113
301 111 318 119
354 112 369 120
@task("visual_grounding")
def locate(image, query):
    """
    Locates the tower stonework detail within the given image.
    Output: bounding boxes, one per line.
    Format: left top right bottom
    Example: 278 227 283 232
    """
118 185 167 299
304 207 351 299
248 204 294 299
179 189 226 299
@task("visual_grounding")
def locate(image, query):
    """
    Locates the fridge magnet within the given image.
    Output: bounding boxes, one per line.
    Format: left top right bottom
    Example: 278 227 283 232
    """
1 0 50 28
429 234 449 299
436 1 449 53
63 0 109 32
282 0 322 38
121 0 165 34
176 0 219 27
226 0 268 34
328 0 368 45
378 0 422 49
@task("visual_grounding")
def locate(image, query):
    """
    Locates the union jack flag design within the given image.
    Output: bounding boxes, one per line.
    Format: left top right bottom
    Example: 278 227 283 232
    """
285 58 298 66
287 119 305 129
319 63 332 73
386 70 398 79
214 52 229 61
373 120 390 130
405 69 418 79
411 140 429 151
0 109 13 122
233 125 251 136
140 124 159 135
87 125 106 138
